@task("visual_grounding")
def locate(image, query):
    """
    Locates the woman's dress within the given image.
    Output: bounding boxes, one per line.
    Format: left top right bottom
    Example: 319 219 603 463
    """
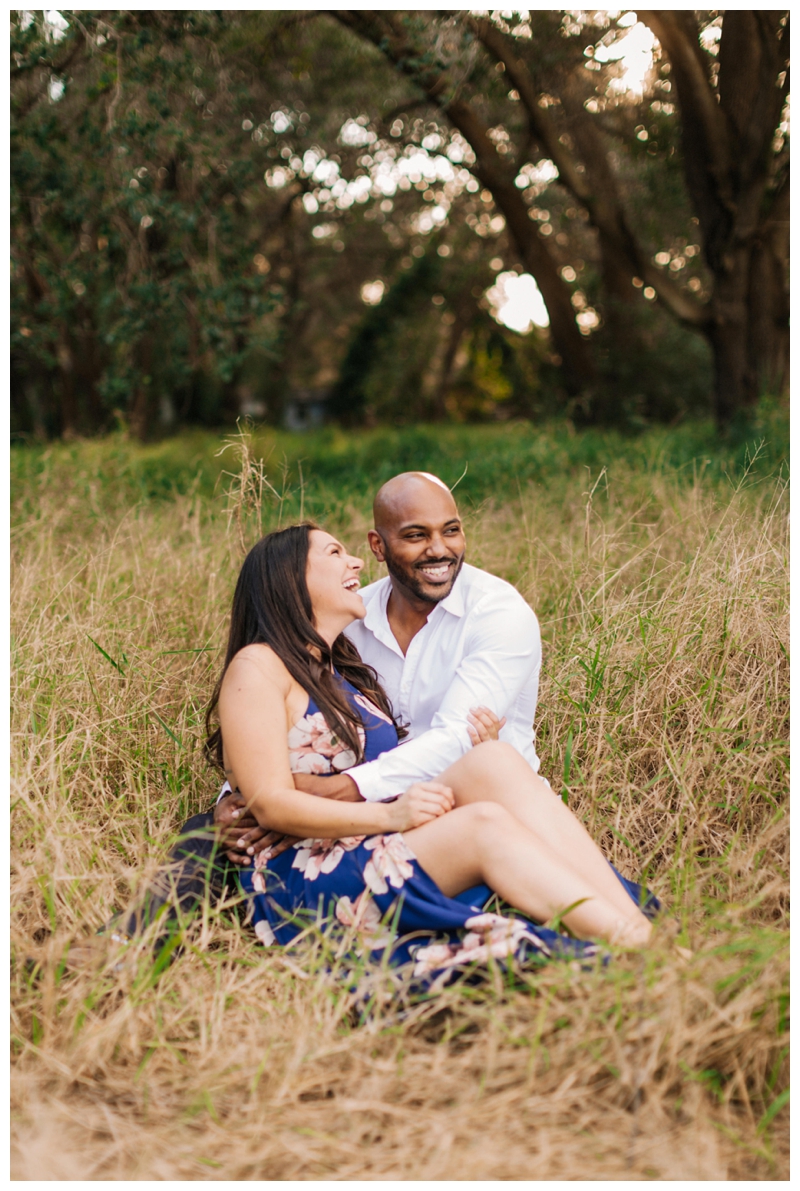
238 676 659 988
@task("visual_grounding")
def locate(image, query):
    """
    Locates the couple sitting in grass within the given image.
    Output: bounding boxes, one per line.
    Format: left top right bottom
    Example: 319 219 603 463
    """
90 471 658 986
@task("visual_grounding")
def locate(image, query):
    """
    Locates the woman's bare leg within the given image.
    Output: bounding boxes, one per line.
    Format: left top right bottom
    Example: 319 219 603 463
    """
403 802 652 947
436 741 646 922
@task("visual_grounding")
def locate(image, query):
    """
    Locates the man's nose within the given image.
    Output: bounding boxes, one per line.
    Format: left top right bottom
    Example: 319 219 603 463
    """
423 533 449 557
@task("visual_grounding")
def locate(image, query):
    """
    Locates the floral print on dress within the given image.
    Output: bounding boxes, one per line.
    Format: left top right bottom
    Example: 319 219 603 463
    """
351 691 395 726
291 835 365 881
287 709 365 775
363 833 416 895
411 912 553 978
335 890 394 952
255 919 276 947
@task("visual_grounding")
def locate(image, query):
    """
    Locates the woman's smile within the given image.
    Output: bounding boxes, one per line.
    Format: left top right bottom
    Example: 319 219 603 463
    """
304 529 366 641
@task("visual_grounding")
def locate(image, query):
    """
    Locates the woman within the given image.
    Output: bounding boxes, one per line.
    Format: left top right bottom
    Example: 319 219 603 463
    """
208 523 656 983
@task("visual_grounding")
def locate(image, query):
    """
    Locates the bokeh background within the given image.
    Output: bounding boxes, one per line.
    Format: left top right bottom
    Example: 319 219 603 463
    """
11 10 789 440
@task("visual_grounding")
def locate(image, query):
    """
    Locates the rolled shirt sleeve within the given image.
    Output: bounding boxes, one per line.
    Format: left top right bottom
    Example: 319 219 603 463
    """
348 591 542 801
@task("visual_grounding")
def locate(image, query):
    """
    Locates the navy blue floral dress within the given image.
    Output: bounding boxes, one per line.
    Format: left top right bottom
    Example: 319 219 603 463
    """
239 676 658 987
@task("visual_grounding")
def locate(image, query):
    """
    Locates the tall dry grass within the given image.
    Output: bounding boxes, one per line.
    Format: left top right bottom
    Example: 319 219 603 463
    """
11 431 788 1179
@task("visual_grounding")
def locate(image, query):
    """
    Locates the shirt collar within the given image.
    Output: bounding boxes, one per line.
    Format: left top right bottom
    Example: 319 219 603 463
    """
362 577 403 656
363 568 466 644
439 566 466 617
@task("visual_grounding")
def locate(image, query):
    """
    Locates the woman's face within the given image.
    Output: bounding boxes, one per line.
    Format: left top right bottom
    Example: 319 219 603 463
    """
305 530 366 637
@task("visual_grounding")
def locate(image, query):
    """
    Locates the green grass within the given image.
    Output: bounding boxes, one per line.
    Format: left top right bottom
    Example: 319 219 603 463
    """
11 404 788 522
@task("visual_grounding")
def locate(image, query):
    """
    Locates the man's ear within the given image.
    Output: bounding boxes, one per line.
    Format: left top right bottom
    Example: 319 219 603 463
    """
367 529 386 562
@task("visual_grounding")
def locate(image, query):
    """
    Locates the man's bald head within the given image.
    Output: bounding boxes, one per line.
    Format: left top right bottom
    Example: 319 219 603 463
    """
373 472 457 535
368 472 466 607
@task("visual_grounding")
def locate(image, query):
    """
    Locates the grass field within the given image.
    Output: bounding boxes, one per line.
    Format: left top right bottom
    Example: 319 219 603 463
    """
11 418 789 1179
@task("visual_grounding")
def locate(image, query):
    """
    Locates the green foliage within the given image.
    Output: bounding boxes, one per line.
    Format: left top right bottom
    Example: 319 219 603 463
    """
12 12 289 437
11 406 788 532
328 248 443 421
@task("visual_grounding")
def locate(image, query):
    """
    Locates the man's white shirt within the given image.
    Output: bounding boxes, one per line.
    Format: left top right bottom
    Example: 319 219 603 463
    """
344 562 542 801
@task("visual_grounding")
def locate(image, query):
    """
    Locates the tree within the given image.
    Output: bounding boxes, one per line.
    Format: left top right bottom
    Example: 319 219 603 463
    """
335 11 597 397
335 9 789 425
12 11 285 438
12 10 787 438
640 10 789 422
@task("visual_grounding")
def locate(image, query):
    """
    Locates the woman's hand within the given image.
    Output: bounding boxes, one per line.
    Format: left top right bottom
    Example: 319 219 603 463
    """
467 705 506 745
386 781 455 832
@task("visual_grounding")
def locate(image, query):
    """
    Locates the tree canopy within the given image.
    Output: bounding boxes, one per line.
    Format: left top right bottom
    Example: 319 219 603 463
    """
11 9 789 439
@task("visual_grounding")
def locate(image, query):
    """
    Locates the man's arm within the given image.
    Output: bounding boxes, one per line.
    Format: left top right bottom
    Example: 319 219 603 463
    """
348 591 541 801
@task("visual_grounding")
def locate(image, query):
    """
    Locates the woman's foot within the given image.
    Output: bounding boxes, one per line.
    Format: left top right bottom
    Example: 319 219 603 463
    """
609 916 654 949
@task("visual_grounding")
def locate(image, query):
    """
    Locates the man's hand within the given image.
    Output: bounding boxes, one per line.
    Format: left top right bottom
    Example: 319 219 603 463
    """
213 789 273 866
213 774 363 865
467 705 506 746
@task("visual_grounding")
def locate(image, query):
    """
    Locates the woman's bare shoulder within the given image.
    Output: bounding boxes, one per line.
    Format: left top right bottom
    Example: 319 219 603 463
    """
222 643 291 693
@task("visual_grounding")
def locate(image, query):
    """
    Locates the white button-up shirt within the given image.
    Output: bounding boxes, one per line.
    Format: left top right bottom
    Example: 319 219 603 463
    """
343 563 542 801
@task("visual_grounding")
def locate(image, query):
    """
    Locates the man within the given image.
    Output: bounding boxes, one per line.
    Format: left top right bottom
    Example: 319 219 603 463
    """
219 470 542 858
87 471 542 959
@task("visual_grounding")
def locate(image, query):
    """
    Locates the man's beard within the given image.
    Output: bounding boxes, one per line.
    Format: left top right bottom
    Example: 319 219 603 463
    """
383 548 465 604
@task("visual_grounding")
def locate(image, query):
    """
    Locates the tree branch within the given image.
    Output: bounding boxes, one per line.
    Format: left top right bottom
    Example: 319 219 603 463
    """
471 14 708 328
638 11 733 222
467 17 592 205
335 9 597 390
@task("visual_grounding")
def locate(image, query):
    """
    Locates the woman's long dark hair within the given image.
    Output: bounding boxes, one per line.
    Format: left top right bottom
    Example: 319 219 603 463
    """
205 522 405 770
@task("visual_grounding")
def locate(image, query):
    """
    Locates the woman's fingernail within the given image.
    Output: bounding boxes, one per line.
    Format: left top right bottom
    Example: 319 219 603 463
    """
237 839 245 848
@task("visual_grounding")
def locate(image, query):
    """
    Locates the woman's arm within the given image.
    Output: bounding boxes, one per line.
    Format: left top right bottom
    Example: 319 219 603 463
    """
218 648 452 837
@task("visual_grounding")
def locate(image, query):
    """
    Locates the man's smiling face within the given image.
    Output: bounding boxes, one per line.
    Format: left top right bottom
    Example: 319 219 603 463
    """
368 473 466 605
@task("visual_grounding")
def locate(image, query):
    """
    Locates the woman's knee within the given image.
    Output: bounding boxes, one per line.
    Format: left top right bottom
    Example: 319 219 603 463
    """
461 739 520 773
459 799 515 832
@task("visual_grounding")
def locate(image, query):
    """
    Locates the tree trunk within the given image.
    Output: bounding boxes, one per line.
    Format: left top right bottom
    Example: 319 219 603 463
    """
707 207 788 421
432 313 468 418
76 326 105 432
25 378 48 441
747 176 789 397
441 101 596 394
129 335 154 441
639 9 789 425
57 337 78 439
707 251 755 423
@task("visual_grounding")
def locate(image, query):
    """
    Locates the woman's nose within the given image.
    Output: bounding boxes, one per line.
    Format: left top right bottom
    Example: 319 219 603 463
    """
350 554 364 571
